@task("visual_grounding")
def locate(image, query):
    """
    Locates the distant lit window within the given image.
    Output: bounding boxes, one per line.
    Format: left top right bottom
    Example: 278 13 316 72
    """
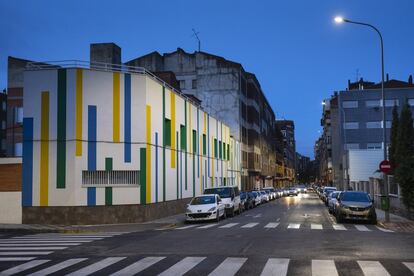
367 143 382 149
344 122 359 129
384 99 399 107
383 121 392 128
14 143 22 156
408 99 414 106
366 121 382 129
15 107 23 124
342 101 358 108
366 100 381 107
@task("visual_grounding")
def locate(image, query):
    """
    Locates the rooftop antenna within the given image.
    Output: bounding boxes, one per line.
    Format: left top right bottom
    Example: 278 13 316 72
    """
355 69 360 82
192 28 201 52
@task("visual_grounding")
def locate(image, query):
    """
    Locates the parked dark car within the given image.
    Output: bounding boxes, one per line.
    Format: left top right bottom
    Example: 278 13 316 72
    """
335 191 377 224
245 192 255 210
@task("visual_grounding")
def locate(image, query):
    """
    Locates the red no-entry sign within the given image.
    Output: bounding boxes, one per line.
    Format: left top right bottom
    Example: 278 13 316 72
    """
379 160 392 174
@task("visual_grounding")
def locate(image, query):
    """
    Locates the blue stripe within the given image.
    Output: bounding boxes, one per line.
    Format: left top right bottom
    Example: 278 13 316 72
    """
87 187 96 206
155 132 158 203
87 105 97 206
124 74 131 163
22 118 33 207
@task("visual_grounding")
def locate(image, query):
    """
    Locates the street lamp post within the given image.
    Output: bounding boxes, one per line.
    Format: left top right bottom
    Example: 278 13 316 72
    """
334 16 389 222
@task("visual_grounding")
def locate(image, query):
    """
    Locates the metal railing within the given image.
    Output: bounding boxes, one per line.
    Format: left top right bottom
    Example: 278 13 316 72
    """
25 60 202 108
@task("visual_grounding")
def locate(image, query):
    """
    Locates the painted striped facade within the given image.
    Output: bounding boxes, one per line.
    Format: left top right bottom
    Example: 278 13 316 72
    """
22 68 241 207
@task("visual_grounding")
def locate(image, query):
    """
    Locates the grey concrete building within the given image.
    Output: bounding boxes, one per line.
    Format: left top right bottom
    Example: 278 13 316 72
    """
0 90 6 157
124 48 278 190
275 120 296 184
319 76 414 188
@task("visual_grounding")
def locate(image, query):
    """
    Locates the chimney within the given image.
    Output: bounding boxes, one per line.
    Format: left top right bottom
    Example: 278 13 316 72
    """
409 75 413 85
348 79 351 89
386 73 389 82
90 43 122 68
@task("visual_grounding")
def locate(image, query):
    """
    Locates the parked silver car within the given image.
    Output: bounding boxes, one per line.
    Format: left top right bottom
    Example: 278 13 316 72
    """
335 191 377 224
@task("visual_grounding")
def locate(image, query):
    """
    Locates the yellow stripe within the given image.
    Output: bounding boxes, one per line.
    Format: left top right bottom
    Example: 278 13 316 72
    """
203 112 206 134
113 72 120 142
75 69 83 156
40 91 49 206
146 105 151 203
171 93 176 168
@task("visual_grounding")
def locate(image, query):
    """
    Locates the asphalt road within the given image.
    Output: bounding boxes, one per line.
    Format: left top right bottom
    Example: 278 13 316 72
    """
1 191 413 275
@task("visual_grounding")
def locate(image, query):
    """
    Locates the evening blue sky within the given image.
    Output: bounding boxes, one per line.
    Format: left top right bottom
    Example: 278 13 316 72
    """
1 0 413 158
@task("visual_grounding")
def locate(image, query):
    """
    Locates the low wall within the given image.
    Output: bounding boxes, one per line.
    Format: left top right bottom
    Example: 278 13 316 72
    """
22 197 191 225
0 192 22 223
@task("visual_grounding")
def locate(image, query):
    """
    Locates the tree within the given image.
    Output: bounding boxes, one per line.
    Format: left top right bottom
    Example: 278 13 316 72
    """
388 104 399 173
394 101 414 211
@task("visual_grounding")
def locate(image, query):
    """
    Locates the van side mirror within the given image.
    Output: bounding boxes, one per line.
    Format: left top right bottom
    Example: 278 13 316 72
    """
371 199 374 203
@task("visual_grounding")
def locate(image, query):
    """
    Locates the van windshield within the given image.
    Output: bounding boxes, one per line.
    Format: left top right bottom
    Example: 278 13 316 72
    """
204 188 232 198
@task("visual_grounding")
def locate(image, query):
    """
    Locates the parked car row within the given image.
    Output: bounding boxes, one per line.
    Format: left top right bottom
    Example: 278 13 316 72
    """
185 186 296 222
314 186 377 224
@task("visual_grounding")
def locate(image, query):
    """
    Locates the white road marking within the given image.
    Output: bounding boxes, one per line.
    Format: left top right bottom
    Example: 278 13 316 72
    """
357 261 390 276
241 223 259 228
264 223 280 228
254 214 262 218
197 224 217 229
9 238 102 241
375 226 394 233
0 243 81 246
219 223 239 228
175 225 197 230
312 260 338 276
403 262 414 273
0 259 49 276
311 224 323 230
208 257 247 276
332 224 346 231
287 223 300 229
110 256 165 276
66 257 126 276
276 218 280 222
158 257 205 276
0 240 95 243
0 252 53 256
354 225 371 232
260 258 289 276
0 257 36 262
27 258 87 276
0 247 67 250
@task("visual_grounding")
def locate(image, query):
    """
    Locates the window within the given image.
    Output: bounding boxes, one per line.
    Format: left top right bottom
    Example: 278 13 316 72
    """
344 122 359 129
179 80 185 89
214 138 218 158
227 144 230 161
15 107 23 124
385 99 399 107
82 170 139 186
408 99 414 106
345 143 360 150
367 143 382 149
366 121 382 129
14 143 22 156
223 143 226 160
192 79 197 89
383 121 392 128
192 130 197 153
1 120 5 130
342 101 358 108
164 118 171 146
2 102 5 110
180 125 186 150
366 100 381 107
202 134 206 155
219 141 222 159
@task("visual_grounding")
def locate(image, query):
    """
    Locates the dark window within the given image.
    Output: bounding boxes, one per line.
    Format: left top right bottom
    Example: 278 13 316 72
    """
192 79 197 89
192 130 197 153
164 118 171 146
180 125 186 150
219 141 222 159
203 134 206 155
214 138 217 158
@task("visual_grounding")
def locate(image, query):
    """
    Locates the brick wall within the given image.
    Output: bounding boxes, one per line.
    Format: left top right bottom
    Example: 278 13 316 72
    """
0 159 22 192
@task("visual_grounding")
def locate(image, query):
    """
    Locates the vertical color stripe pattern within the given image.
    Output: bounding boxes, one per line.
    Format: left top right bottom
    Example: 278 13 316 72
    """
124 73 131 162
75 69 83 156
87 105 97 206
22 117 33 206
155 132 159 203
170 92 176 168
113 72 120 142
56 69 66 188
40 91 49 206
146 105 151 204
140 148 146 204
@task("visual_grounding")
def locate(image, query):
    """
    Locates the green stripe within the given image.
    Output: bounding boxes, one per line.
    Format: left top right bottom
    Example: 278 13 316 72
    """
162 87 166 202
105 157 113 171
176 132 179 199
140 148 146 204
184 102 187 190
56 69 66 189
105 187 112 206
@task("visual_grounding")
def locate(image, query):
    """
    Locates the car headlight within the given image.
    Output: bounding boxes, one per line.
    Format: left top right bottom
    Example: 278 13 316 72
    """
208 207 216 212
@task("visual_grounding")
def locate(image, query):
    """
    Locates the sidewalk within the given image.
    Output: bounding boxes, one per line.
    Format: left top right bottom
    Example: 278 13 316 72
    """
376 208 414 233
0 213 187 234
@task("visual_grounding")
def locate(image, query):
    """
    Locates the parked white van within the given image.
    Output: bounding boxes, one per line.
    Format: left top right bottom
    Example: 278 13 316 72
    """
204 186 241 217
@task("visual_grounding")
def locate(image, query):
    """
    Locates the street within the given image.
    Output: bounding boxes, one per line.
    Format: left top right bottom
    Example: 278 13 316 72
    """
0 191 413 275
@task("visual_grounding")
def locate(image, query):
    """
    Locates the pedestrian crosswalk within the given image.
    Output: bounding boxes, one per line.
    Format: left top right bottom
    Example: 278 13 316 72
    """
0 232 127 262
173 222 394 232
0 256 412 276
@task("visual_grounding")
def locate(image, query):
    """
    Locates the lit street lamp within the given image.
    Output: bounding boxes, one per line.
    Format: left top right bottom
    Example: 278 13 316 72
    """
334 16 389 222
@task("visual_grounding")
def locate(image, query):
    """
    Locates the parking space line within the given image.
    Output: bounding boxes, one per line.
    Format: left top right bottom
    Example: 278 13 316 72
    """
241 223 259 228
403 262 414 273
312 260 338 276
354 225 371 232
357 261 390 276
376 226 394 233
175 225 197 230
332 224 346 231
0 259 50 275
287 223 300 229
219 223 239 228
208 257 247 276
197 224 218 229
264 223 279 228
260 258 289 276
159 257 205 276
311 224 323 230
